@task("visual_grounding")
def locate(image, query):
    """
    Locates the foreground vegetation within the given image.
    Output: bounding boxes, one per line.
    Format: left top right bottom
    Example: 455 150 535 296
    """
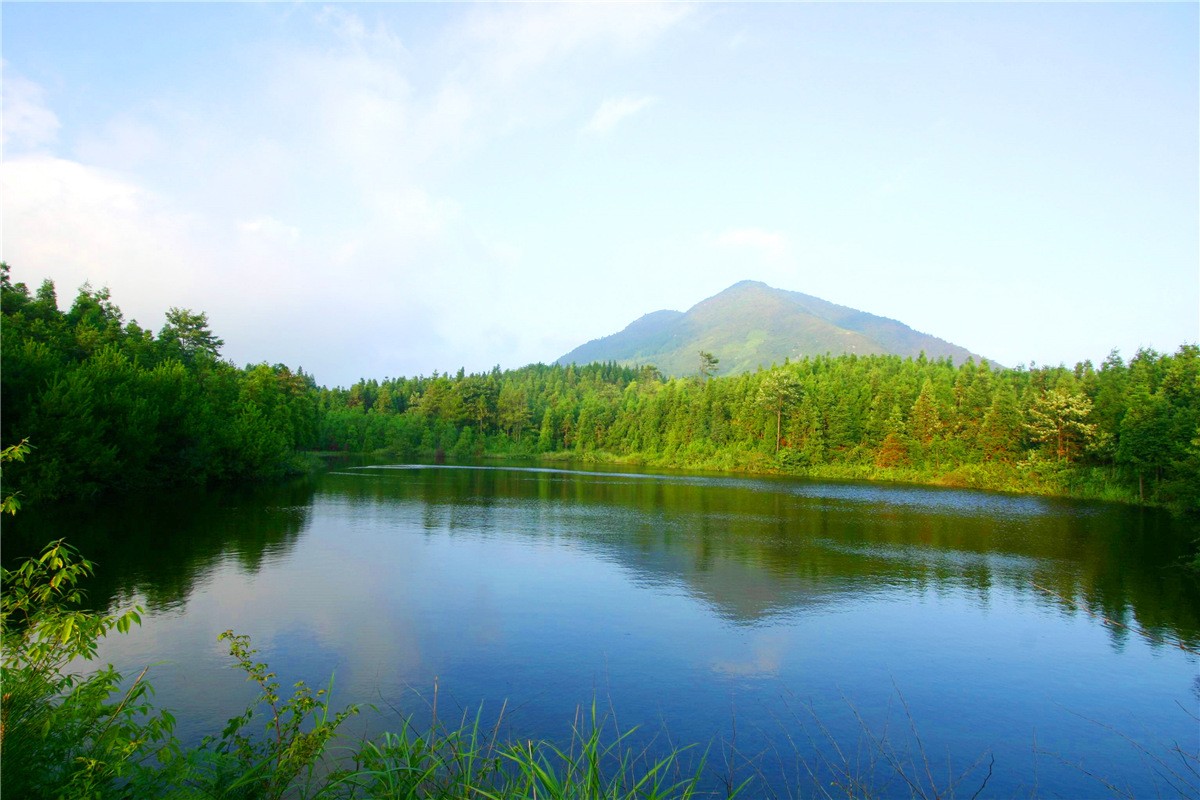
4 266 1197 515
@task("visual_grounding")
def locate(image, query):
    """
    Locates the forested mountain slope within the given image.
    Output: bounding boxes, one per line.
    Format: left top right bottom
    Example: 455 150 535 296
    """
558 280 982 376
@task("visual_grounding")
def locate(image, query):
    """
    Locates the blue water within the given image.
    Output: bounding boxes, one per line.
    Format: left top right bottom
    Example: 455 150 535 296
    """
23 462 1197 797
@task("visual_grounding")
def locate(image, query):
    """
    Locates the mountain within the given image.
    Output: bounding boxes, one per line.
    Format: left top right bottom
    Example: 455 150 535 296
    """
557 280 984 376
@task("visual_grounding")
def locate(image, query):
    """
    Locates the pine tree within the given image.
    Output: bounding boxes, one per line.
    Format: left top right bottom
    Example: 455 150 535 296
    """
757 370 801 453
498 383 531 442
1026 387 1096 462
910 379 941 447
537 407 557 452
1116 382 1169 501
977 384 1023 462
159 307 224 363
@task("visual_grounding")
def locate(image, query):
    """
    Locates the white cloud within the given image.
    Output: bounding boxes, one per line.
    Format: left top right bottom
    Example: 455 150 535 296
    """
258 3 689 187
266 42 415 187
582 95 657 136
0 152 438 379
459 3 692 88
713 227 789 261
384 187 458 232
315 5 408 54
237 216 300 244
0 155 205 313
0 4 696 384
2 69 60 151
74 116 170 174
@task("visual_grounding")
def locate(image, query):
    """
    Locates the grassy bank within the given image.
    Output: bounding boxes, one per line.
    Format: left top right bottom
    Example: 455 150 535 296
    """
472 446 1146 508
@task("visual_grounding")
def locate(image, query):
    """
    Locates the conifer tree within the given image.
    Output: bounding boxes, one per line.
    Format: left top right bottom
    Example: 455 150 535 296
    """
1026 387 1096 462
977 384 1023 462
498 383 531 442
1116 382 1169 501
757 370 801 453
159 307 224 363
875 403 909 468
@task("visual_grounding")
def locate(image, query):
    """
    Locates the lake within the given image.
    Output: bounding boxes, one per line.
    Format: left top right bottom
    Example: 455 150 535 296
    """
10 461 1199 797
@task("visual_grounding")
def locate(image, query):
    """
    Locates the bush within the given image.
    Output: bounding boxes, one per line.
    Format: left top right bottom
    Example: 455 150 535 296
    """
0 539 174 798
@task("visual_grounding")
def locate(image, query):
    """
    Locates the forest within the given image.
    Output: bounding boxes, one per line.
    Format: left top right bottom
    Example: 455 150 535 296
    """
1 266 319 503
3 266 1198 514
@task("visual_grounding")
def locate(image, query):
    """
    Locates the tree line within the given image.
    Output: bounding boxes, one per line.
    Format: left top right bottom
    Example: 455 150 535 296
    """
4 267 1197 512
319 343 1198 511
1 266 320 503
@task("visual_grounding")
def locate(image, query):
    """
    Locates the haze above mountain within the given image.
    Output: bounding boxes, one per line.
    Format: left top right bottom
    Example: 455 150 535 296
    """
558 281 985 377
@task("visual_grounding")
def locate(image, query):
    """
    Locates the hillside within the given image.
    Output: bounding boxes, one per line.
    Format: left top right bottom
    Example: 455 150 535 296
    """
557 280 984 376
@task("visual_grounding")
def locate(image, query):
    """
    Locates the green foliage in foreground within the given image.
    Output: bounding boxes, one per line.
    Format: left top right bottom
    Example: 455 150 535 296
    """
0 539 163 798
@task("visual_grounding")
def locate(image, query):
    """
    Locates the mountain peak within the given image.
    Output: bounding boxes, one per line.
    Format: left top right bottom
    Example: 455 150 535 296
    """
558 281 983 376
725 279 770 291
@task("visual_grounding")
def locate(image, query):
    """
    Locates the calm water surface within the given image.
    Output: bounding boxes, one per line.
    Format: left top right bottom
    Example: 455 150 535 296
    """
11 462 1199 797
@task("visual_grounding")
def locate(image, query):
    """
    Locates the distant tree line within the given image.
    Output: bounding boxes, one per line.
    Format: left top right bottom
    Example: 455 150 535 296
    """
320 344 1199 512
4 267 1197 512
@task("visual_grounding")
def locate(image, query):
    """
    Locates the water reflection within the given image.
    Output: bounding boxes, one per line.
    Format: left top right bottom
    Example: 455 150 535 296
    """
7 463 1195 797
11 464 1197 650
334 464 1200 648
6 479 315 613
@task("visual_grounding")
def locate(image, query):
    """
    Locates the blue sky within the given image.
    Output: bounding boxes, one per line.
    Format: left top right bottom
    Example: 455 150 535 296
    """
3 2 1196 387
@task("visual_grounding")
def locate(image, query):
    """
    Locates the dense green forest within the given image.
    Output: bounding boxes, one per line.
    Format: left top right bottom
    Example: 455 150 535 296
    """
3 266 1198 513
316 344 1199 515
1 266 320 503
